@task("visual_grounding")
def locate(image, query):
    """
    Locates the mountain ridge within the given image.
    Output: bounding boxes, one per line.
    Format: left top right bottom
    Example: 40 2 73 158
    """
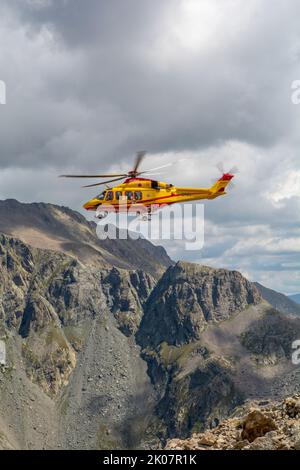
254 282 300 317
0 200 299 449
0 199 172 278
289 294 300 305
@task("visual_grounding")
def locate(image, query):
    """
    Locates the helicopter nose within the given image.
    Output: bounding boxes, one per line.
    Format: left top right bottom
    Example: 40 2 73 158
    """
83 200 99 210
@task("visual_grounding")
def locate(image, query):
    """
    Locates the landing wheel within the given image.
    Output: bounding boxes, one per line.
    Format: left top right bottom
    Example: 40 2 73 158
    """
96 210 108 220
142 209 152 221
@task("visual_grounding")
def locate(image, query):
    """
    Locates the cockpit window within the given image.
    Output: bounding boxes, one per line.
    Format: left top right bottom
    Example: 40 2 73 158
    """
96 191 106 200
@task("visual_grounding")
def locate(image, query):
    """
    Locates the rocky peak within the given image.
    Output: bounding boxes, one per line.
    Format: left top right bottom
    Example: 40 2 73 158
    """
137 261 262 348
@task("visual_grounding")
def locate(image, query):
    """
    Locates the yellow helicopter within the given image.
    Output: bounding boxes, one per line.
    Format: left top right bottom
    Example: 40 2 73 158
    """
60 151 235 219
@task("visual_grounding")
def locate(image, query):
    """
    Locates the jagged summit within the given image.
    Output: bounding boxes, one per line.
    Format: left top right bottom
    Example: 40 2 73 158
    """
137 261 262 348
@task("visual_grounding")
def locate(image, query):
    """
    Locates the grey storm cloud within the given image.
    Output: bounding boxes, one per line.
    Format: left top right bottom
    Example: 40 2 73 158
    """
0 0 300 293
1 0 300 169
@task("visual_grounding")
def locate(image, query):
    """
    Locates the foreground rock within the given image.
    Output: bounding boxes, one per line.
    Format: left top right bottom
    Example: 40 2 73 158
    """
166 395 300 450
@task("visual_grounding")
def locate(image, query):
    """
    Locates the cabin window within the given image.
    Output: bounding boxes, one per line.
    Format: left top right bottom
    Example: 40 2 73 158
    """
115 191 122 200
134 191 142 200
125 191 133 201
105 191 114 201
151 180 159 189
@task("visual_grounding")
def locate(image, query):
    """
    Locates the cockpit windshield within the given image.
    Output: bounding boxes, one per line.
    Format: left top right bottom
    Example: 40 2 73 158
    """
96 191 106 200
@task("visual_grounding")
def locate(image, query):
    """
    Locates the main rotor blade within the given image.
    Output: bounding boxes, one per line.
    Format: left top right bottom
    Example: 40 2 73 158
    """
82 176 125 188
140 172 166 176
132 150 147 174
139 163 173 174
228 165 239 174
60 173 127 178
216 162 225 174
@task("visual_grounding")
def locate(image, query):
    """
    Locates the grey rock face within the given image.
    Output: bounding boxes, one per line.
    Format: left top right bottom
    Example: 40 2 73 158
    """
136 262 300 441
101 267 156 336
156 358 243 438
138 261 262 348
0 232 159 449
240 309 300 365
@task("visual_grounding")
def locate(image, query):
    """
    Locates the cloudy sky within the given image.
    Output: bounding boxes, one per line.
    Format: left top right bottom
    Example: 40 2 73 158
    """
0 0 300 293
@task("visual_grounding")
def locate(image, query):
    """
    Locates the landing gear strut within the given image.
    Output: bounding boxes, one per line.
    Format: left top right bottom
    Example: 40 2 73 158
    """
141 208 152 221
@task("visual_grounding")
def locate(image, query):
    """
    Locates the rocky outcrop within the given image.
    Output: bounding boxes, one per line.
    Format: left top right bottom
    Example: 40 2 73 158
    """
0 231 159 449
0 233 155 396
101 267 156 336
0 234 94 395
166 395 300 450
137 262 261 348
136 262 300 442
155 357 243 438
240 309 300 365
241 409 277 442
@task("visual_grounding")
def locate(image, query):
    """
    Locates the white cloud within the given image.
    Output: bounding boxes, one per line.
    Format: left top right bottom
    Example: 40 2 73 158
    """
1 0 300 294
267 170 300 205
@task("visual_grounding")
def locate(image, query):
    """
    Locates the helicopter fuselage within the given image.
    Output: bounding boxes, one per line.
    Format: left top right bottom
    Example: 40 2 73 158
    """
83 175 234 213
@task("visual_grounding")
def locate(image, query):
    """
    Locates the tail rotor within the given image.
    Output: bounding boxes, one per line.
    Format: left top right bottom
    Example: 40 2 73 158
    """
212 162 238 190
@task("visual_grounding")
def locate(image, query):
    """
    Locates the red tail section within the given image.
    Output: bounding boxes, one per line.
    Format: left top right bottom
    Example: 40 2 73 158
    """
210 173 234 196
